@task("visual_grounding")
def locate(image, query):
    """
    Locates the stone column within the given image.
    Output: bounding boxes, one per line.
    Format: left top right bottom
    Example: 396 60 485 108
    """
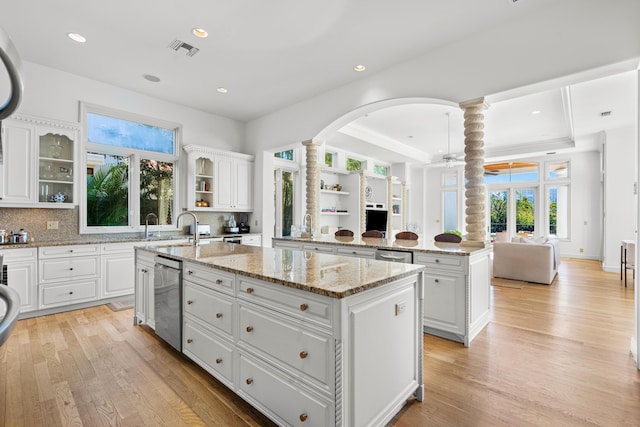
459 98 489 247
302 140 321 236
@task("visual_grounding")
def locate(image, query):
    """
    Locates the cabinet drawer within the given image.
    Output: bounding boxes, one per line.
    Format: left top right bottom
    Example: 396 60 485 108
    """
39 256 99 283
101 242 135 254
302 244 335 254
273 241 301 250
136 250 156 267
184 281 234 337
40 279 98 307
239 353 331 427
39 244 100 259
183 262 235 295
0 247 37 262
414 253 465 271
336 247 376 259
183 319 234 386
238 278 332 327
239 304 332 388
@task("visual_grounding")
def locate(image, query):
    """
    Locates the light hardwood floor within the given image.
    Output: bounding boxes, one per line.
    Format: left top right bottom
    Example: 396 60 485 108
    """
1 258 638 426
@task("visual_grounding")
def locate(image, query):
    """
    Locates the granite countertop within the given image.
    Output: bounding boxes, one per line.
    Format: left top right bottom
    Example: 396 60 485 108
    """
273 235 487 256
0 233 262 250
139 242 424 299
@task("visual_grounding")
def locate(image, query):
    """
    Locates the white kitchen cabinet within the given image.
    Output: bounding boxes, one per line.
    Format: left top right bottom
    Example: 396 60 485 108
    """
240 234 262 247
422 270 466 338
0 114 78 208
214 154 253 211
101 243 135 298
134 250 155 328
183 144 254 212
0 248 38 315
38 244 100 309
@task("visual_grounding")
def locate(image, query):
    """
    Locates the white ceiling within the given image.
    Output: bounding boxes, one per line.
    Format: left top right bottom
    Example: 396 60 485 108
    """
0 0 637 165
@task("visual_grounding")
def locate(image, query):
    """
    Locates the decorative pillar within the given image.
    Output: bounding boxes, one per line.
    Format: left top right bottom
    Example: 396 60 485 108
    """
459 98 489 247
359 170 367 234
302 140 321 236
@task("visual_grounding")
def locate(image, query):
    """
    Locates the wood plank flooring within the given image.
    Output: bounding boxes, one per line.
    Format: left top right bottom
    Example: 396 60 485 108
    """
1 258 638 426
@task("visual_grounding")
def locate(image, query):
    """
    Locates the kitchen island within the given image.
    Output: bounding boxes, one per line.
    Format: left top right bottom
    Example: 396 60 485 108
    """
135 242 425 427
273 235 491 347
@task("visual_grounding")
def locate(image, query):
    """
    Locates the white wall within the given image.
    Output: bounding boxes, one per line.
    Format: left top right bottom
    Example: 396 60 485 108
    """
244 0 640 244
604 126 638 271
17 62 245 152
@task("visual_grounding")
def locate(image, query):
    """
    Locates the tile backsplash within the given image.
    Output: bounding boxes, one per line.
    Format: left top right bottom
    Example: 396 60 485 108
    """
0 207 253 242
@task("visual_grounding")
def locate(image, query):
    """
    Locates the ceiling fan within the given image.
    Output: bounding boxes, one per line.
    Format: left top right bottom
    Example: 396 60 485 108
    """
432 112 464 168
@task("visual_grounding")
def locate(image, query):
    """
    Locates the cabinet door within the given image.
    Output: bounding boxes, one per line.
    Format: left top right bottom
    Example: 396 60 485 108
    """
102 253 135 298
36 124 77 206
135 262 155 328
0 120 35 204
4 261 38 314
423 272 466 336
234 159 253 210
214 156 234 209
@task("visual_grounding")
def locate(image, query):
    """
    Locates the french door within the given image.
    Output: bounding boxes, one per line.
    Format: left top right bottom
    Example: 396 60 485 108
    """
489 187 537 239
274 168 296 237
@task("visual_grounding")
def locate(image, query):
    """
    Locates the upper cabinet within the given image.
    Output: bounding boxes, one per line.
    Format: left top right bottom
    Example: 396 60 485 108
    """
0 115 78 208
183 144 254 212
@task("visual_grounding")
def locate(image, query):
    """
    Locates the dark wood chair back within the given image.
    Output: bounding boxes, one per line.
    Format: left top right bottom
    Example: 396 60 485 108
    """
395 231 419 240
361 230 383 238
434 233 462 243
334 229 354 237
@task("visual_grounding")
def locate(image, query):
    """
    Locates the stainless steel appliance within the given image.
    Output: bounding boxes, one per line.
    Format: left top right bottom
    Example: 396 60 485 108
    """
154 255 182 351
375 249 413 263
223 235 242 244
224 215 239 234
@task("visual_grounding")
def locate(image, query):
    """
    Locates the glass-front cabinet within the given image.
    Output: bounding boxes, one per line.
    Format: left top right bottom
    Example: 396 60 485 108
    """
183 144 254 212
38 131 75 205
0 114 78 208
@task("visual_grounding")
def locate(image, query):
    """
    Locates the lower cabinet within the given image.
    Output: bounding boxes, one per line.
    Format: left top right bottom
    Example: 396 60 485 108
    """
240 234 262 247
422 271 466 338
135 250 155 328
101 243 136 298
168 257 424 427
0 247 38 316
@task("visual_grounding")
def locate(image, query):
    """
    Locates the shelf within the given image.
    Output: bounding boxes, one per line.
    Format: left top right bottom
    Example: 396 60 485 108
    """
392 197 402 201
39 179 73 185
321 189 350 196
195 174 214 179
392 213 401 217
39 156 73 163
195 190 213 194
321 211 349 216
320 166 350 175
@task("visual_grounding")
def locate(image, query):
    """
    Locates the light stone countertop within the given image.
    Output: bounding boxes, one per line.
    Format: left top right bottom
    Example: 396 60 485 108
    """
273 235 487 256
138 242 424 299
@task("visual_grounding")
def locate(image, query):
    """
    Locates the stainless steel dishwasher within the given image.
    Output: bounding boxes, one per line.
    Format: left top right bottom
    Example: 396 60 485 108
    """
376 249 413 263
154 255 183 352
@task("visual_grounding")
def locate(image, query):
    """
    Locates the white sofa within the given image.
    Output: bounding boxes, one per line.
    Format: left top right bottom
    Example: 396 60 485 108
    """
493 238 560 285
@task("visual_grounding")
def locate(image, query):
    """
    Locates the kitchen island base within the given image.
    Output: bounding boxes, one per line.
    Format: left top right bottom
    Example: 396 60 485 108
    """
136 244 424 427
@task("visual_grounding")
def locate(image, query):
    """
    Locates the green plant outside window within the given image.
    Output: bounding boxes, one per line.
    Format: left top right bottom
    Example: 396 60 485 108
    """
373 164 388 176
346 158 362 171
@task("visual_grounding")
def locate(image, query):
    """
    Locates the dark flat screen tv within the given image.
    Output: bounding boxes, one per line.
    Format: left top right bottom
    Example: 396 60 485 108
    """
365 209 388 233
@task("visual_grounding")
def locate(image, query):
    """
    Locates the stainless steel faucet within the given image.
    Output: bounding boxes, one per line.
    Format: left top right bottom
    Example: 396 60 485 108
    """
144 212 158 238
303 213 313 237
176 211 199 246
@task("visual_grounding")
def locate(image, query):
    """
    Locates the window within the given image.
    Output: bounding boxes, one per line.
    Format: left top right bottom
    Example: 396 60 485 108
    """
373 164 388 176
443 191 457 231
81 104 180 233
325 152 334 167
515 189 535 235
548 184 569 238
274 149 294 160
346 157 362 171
547 160 570 179
484 162 538 184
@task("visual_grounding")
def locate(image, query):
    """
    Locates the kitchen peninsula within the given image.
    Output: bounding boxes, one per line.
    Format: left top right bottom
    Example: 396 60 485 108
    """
273 235 491 347
135 242 425 427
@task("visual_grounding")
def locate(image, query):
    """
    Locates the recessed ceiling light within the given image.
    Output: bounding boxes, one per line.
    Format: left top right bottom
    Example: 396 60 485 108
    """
217 87 228 94
353 64 366 72
192 28 208 38
407 135 413 139
67 32 86 43
531 110 541 115
143 74 161 83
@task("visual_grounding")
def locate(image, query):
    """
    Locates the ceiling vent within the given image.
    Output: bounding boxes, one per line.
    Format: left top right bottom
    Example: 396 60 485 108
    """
168 39 199 57
599 111 612 117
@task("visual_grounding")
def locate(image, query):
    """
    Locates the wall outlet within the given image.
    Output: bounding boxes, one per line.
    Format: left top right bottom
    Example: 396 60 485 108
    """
47 221 59 230
395 302 407 316
579 248 584 253
255 219 258 226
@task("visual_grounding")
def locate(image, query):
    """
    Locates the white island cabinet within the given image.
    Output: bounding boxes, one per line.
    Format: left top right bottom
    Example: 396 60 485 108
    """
138 243 424 427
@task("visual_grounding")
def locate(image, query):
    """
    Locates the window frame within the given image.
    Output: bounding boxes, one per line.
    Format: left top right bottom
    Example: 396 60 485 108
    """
79 102 181 234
